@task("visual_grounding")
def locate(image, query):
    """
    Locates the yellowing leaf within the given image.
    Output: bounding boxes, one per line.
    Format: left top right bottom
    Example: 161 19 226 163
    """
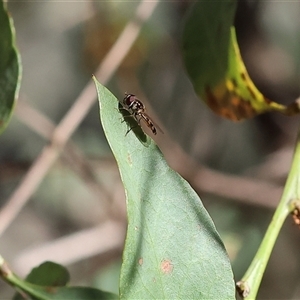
182 1 300 121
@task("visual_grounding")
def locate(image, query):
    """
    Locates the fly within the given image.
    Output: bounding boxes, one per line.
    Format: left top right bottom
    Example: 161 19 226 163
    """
120 93 162 135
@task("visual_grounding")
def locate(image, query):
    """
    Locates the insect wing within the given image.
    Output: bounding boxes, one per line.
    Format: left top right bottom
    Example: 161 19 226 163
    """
138 112 164 135
120 93 163 136
138 113 157 135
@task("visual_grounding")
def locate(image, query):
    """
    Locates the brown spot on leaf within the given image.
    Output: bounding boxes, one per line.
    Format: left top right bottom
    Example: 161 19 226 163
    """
205 85 257 121
231 78 238 88
127 153 132 165
240 72 247 81
246 85 256 100
138 258 143 266
231 96 240 107
205 85 224 115
45 286 57 293
160 259 173 274
263 96 272 104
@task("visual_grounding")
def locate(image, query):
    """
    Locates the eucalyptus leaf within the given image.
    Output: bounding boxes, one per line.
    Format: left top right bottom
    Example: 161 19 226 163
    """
20 261 69 287
43 287 118 300
6 261 116 300
14 284 118 300
13 261 70 300
182 0 299 121
0 1 21 134
94 78 235 299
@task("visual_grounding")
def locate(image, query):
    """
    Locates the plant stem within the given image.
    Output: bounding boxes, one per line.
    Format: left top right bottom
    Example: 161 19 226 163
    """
237 129 300 299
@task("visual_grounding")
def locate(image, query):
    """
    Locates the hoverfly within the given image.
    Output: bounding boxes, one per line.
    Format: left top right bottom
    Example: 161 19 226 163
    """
119 93 162 135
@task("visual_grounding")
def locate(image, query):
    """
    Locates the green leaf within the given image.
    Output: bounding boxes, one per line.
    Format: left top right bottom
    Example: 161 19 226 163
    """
93 78 235 299
182 1 300 121
23 261 70 287
182 0 237 95
0 1 21 134
15 284 118 300
41 287 118 300
13 261 70 300
0 259 117 300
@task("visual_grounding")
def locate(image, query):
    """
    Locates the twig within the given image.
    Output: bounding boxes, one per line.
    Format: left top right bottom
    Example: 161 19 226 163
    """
15 99 114 207
15 100 54 139
237 124 300 299
12 220 126 277
190 166 282 209
164 143 283 209
244 146 293 182
0 0 160 237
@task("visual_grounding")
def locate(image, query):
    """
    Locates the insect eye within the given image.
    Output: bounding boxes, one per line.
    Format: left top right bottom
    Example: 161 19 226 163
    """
124 94 135 106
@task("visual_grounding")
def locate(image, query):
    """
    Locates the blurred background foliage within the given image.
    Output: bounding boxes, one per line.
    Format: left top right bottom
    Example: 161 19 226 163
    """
0 1 300 299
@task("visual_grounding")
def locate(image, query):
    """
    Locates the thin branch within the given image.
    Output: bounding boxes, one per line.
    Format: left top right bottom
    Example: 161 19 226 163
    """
15 100 55 139
12 220 126 277
0 0 160 237
15 99 115 207
165 143 283 209
244 146 293 182
190 166 282 209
